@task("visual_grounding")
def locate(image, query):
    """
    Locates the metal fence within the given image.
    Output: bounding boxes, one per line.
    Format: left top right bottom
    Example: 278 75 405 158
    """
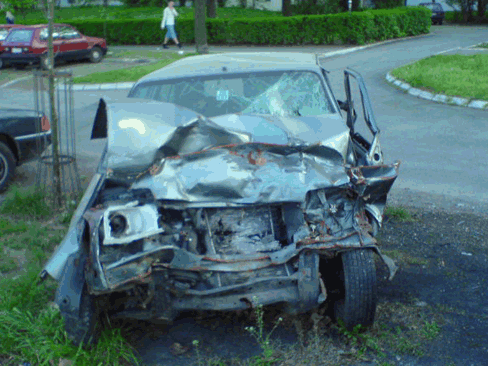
33 70 81 206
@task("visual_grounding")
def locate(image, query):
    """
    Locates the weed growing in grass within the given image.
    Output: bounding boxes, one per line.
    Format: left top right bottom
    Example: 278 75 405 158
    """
421 320 441 340
193 339 203 366
384 206 415 222
245 299 283 365
337 321 385 359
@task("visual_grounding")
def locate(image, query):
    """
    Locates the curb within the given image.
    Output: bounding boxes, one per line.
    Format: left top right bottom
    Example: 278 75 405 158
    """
385 72 488 110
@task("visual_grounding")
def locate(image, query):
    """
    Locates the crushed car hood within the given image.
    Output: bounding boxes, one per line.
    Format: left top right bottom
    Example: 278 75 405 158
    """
94 98 352 204
43 99 399 281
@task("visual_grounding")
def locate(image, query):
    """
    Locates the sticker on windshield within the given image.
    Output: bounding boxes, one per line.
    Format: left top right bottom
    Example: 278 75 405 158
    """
216 89 229 101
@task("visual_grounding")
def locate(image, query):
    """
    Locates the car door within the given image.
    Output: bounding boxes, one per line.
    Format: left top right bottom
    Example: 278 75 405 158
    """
39 27 62 57
57 25 89 62
343 68 383 166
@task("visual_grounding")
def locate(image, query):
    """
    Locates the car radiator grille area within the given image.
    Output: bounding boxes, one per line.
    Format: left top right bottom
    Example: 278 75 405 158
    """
203 206 287 255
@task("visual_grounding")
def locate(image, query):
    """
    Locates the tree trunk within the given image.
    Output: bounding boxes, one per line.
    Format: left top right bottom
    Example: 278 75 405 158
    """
282 0 292 16
206 0 217 18
195 0 209 54
47 0 62 206
478 0 486 20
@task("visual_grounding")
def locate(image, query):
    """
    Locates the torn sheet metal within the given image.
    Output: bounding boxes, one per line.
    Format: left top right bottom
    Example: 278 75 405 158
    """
95 99 352 204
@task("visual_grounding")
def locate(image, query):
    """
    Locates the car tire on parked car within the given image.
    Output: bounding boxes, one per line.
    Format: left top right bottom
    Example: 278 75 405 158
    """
89 46 103 63
0 141 16 193
328 249 378 330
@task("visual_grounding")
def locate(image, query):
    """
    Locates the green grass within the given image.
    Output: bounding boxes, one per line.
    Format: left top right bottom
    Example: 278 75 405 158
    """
0 186 53 218
15 6 279 23
384 206 415 222
0 188 139 365
391 54 488 100
73 53 194 83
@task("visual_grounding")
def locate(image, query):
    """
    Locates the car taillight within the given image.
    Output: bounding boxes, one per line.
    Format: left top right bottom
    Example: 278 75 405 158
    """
41 115 51 131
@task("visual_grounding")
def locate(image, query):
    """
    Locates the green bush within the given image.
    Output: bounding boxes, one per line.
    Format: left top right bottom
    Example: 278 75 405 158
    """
59 7 431 46
374 0 404 9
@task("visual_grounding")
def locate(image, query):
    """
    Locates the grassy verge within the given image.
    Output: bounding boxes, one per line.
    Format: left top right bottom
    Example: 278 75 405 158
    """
0 187 139 365
73 53 194 84
391 54 488 100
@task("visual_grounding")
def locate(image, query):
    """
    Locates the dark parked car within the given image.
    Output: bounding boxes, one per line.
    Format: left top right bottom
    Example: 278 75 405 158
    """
42 53 399 345
0 109 51 192
420 3 445 25
0 24 107 69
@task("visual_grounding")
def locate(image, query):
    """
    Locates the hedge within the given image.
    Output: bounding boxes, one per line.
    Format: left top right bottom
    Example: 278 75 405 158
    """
65 7 430 46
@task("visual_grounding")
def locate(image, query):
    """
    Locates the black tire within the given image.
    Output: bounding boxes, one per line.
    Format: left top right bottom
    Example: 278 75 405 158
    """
89 46 103 63
65 285 99 347
333 249 377 330
0 142 16 193
0 58 3 69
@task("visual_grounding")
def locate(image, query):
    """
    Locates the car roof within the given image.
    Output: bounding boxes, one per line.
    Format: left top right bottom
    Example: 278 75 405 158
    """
135 52 322 84
6 24 73 30
0 24 23 29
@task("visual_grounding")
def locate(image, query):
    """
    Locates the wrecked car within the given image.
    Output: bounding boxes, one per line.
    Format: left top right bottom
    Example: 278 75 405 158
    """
41 53 399 345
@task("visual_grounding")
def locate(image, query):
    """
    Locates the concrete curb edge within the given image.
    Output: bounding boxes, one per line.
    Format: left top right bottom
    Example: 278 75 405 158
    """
385 72 488 110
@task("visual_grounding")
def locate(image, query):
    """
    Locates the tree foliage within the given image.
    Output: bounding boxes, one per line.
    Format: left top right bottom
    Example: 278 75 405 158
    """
2 0 39 21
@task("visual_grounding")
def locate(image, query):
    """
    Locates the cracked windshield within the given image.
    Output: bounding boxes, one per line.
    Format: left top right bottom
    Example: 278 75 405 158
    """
131 71 334 118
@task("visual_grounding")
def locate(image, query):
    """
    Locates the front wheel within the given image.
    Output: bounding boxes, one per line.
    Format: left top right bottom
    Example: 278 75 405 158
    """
332 249 377 330
0 142 16 193
89 46 103 63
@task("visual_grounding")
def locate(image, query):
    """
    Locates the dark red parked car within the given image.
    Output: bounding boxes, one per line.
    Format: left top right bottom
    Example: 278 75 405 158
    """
0 24 22 68
0 24 107 69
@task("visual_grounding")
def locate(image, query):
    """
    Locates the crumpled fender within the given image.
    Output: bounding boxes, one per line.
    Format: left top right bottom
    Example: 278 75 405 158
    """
55 251 87 315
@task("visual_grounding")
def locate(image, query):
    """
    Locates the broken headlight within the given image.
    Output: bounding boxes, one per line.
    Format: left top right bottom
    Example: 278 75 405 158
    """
102 201 164 245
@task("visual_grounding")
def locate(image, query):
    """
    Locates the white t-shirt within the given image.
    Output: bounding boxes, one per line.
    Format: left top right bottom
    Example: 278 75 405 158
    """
162 7 178 28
